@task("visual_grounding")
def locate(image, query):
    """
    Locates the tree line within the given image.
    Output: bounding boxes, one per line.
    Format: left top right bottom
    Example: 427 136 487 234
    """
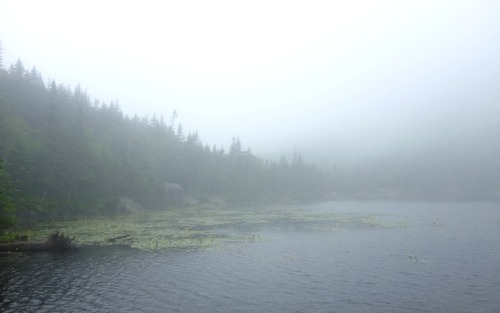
0 47 332 230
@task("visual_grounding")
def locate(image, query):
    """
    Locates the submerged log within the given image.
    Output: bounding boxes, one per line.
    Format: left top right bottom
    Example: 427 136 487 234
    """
0 231 77 253
107 233 131 242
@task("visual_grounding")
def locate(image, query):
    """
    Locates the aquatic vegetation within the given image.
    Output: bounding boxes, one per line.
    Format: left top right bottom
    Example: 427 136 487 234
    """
29 206 404 252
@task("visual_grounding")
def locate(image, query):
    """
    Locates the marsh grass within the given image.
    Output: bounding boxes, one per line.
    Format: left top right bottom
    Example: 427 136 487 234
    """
29 206 404 251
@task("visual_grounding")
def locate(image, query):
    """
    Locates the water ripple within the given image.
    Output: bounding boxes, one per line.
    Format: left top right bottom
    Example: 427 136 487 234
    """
2 202 500 312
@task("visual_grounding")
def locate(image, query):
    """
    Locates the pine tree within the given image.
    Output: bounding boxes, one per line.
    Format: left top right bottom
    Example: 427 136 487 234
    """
0 159 16 231
229 137 242 155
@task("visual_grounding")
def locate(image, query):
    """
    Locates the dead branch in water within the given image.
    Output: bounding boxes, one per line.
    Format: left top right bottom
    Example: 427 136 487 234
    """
0 231 77 253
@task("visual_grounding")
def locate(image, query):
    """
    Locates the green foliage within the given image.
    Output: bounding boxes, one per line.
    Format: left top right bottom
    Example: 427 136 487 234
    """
30 206 401 251
0 159 16 231
0 53 333 224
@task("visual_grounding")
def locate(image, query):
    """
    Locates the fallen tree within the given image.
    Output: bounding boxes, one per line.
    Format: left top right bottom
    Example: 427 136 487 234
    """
0 231 76 253
107 233 132 243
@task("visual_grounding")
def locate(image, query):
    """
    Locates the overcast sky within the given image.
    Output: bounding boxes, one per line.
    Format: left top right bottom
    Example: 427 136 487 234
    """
1 0 499 164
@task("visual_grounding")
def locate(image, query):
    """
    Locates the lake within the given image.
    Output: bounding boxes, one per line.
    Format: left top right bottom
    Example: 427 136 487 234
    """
1 201 499 312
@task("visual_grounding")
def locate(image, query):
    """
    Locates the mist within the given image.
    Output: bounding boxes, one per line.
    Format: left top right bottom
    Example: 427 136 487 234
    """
1 0 500 200
3 3 500 311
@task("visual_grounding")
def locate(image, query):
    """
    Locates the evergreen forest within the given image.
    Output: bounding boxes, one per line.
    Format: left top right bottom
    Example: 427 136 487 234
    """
0 47 332 231
2 43 498 233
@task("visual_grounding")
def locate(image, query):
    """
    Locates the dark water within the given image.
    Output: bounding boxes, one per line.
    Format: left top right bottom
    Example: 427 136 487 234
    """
1 201 499 313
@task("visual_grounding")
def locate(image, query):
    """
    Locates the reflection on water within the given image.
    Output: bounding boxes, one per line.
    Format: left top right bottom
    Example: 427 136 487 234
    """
1 201 500 313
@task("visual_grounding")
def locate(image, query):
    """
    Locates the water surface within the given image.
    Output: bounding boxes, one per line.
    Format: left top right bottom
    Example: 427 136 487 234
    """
1 201 499 312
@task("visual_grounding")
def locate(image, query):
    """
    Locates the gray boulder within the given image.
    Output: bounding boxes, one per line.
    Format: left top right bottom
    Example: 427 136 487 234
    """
117 196 145 214
164 182 184 207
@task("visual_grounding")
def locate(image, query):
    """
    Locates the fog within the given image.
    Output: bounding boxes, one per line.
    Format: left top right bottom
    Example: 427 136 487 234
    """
3 3 500 309
2 0 500 171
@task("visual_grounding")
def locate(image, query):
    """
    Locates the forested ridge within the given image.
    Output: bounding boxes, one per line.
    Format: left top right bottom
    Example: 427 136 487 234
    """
0 48 332 229
3 42 498 232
